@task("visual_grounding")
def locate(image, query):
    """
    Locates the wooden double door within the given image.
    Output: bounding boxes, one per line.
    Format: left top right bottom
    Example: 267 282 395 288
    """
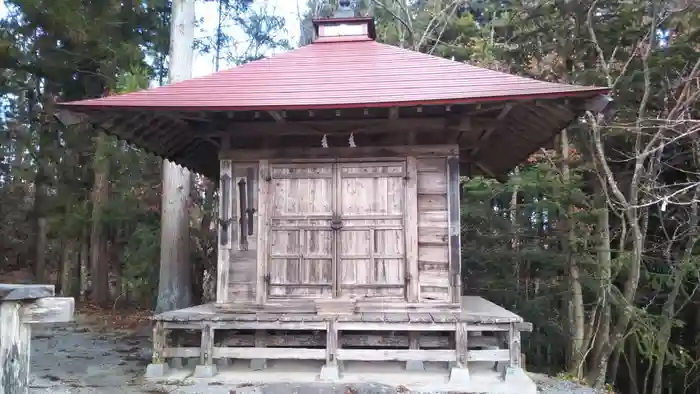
265 161 408 301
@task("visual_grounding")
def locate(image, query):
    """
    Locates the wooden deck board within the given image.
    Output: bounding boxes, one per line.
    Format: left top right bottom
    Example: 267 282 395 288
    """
152 296 525 326
460 296 524 323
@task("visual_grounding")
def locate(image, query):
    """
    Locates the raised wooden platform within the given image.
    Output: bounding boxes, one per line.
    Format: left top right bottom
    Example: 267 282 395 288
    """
148 296 531 383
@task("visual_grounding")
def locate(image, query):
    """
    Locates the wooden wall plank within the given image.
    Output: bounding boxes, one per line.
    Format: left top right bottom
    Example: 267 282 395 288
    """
418 194 448 211
417 172 447 194
418 245 448 264
418 211 448 229
418 227 448 245
416 157 450 303
416 158 446 173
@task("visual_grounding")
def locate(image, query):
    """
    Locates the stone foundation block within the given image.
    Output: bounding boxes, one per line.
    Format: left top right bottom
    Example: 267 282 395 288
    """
250 358 267 370
194 364 218 378
144 363 169 378
169 357 183 369
319 364 340 381
405 360 425 372
448 366 470 385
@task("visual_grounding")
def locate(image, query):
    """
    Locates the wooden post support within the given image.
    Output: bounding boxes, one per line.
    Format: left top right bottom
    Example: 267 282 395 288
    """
319 320 339 380
455 322 468 368
145 321 169 378
502 322 529 383
194 324 217 377
405 156 419 303
250 330 267 370
0 284 74 394
449 322 470 384
255 159 270 305
405 332 424 372
170 330 184 369
508 322 522 368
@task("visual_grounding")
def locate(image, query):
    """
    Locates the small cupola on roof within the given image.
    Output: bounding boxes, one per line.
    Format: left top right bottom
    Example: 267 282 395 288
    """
313 0 376 43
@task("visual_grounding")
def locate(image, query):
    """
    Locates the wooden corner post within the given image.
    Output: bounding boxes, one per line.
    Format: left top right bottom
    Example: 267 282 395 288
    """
405 156 419 303
0 284 74 394
255 159 270 305
446 156 462 304
217 159 234 304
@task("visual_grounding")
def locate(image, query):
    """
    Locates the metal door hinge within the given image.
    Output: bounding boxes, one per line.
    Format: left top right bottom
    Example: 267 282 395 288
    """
219 218 232 245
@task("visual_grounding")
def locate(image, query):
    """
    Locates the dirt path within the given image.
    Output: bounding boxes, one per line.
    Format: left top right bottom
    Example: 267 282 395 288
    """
30 317 150 393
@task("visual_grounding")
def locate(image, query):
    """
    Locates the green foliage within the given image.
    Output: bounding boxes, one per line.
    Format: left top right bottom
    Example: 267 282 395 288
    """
121 221 160 301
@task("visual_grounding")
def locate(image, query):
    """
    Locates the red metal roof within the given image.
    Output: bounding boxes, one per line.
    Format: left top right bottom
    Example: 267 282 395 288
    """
59 38 608 111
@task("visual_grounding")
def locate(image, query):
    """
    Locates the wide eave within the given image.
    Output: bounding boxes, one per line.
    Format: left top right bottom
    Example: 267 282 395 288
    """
57 37 610 179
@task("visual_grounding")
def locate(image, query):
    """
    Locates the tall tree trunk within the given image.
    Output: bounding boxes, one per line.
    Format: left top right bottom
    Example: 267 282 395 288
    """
28 82 50 283
79 229 89 302
509 167 520 294
60 239 77 297
90 132 110 305
156 0 195 313
589 185 611 378
34 217 48 282
157 161 193 312
561 129 586 377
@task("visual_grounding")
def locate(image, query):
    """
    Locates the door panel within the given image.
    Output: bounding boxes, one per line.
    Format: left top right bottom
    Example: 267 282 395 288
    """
267 164 334 299
337 162 407 300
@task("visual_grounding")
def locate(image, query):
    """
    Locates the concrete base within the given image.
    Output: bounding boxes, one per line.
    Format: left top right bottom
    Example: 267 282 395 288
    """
194 364 218 378
503 366 529 382
144 360 536 394
405 360 425 372
319 365 340 380
144 363 169 378
250 359 267 371
169 357 183 369
448 366 470 385
217 358 231 368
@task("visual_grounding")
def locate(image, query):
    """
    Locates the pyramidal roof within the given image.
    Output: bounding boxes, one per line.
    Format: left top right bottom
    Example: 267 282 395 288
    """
59 20 607 111
57 16 610 179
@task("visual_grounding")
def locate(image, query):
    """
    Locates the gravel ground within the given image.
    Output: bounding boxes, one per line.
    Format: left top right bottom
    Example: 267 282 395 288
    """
530 374 609 394
28 317 606 394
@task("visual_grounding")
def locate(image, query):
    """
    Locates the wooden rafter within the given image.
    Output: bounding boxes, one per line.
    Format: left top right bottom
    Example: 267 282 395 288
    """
468 103 515 158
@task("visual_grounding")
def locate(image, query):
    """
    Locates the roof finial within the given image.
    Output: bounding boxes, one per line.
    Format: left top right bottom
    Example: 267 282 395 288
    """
334 0 355 18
